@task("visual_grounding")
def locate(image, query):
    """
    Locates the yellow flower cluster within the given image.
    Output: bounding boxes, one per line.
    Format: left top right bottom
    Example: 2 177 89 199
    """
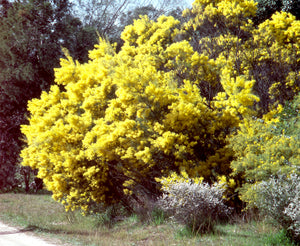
184 0 299 113
156 171 204 192
183 0 257 31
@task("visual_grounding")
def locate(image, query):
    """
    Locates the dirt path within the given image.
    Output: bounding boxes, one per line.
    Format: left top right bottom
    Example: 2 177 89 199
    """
0 221 61 246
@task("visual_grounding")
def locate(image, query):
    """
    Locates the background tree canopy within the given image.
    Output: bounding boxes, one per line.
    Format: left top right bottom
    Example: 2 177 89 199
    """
0 0 97 191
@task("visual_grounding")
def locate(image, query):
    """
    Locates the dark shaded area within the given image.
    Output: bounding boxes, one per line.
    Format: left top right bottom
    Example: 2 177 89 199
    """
253 0 300 25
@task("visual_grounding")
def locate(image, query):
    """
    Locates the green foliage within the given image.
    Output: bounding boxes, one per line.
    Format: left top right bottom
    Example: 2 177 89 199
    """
276 93 300 136
230 94 300 202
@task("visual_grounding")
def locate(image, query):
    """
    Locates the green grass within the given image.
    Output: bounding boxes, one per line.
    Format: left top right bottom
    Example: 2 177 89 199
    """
0 193 296 246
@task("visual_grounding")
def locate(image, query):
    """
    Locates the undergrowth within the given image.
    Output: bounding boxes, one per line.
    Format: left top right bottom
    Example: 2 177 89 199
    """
0 193 297 246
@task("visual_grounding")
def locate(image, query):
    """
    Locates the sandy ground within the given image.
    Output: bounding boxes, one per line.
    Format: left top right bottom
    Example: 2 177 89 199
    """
0 221 61 246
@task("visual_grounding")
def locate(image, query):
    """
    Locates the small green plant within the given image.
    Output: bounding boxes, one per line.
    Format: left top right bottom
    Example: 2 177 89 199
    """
127 213 138 223
175 226 195 239
264 229 297 246
92 204 127 228
151 208 165 226
65 210 77 224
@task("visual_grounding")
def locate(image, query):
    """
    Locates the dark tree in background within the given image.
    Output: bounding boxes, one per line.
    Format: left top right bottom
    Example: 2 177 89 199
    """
253 0 300 24
0 0 96 191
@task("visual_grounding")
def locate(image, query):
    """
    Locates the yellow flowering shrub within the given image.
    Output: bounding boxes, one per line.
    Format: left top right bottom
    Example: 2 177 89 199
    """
21 10 259 211
20 0 299 212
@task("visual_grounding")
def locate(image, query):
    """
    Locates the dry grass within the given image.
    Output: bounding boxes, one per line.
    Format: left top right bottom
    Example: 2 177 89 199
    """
0 193 295 246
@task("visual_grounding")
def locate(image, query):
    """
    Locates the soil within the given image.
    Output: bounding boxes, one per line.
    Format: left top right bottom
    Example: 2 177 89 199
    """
0 221 61 246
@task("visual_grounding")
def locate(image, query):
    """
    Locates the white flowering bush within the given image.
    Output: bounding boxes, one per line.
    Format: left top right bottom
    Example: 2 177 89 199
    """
284 194 300 240
253 173 300 242
157 172 231 234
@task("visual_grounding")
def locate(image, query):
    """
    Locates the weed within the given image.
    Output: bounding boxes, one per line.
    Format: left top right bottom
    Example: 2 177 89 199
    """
151 208 165 226
264 229 297 246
